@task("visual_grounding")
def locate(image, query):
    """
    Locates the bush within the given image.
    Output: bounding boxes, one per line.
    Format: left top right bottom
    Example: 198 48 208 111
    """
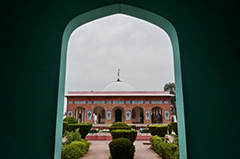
171 122 178 135
68 123 92 139
150 135 179 159
109 122 131 131
63 116 78 124
148 125 168 137
110 129 137 142
109 138 135 159
63 128 82 145
61 140 90 159
168 124 172 135
62 121 68 135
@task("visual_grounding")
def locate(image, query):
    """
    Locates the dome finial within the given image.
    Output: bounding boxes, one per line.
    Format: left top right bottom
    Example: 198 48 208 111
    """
117 69 121 82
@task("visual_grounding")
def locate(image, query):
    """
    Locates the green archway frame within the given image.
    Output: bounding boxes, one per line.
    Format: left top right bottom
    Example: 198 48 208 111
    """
55 4 187 159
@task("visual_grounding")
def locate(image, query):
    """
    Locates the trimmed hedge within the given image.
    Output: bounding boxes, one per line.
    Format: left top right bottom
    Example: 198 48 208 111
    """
63 116 78 124
171 122 178 135
109 138 135 159
148 125 168 137
168 124 172 135
150 135 179 159
110 129 137 142
61 140 90 159
68 123 92 139
63 121 68 135
109 122 131 131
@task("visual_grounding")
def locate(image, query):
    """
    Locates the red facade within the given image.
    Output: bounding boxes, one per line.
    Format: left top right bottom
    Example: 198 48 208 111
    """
66 91 172 125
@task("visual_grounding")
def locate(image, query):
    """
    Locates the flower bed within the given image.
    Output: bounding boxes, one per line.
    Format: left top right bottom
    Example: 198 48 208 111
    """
102 129 110 133
89 128 99 133
139 128 149 133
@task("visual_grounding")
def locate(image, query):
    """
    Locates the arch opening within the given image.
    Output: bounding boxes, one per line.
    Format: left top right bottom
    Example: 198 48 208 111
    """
132 106 144 124
151 106 163 124
93 106 105 124
74 106 86 123
113 107 124 123
55 4 187 159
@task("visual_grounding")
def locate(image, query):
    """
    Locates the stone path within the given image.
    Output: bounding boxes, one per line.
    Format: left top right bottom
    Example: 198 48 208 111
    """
81 141 161 159
81 141 110 159
134 141 162 159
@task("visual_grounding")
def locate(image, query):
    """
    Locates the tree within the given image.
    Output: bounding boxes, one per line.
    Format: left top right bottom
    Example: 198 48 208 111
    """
164 82 176 117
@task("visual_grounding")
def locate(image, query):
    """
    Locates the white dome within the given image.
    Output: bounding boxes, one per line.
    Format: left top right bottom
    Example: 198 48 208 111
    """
103 81 136 91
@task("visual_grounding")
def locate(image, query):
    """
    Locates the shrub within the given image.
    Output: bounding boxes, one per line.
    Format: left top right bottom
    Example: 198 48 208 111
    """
148 125 168 137
173 136 179 146
62 121 68 135
61 140 90 159
68 123 92 139
109 138 135 159
63 128 82 145
150 135 163 149
168 124 172 135
110 129 137 142
171 122 178 135
109 122 131 131
63 116 78 124
150 135 179 159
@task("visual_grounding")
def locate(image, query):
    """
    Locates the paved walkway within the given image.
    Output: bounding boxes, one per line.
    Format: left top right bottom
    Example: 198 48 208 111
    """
82 141 161 159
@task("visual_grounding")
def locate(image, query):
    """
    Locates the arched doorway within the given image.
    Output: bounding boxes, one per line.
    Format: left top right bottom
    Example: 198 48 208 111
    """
94 106 105 124
56 4 187 159
152 107 163 123
75 107 85 123
115 109 122 122
132 107 144 124
113 107 124 123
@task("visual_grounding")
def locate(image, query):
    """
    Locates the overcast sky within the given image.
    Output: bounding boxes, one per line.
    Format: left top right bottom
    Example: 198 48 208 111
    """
65 14 175 93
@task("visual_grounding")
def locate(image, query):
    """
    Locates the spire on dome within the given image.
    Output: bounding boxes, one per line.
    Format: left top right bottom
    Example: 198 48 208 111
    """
103 69 136 91
117 69 121 82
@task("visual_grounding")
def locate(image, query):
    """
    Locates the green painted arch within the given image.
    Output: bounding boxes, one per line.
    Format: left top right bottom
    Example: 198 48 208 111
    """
55 4 187 159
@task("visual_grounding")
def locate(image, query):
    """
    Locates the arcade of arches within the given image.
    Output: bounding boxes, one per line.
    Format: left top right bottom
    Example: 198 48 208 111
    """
66 79 173 125
72 105 166 124
67 94 172 125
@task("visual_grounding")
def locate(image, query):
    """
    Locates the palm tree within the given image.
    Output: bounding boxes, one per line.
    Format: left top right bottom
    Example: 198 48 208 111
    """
164 82 176 117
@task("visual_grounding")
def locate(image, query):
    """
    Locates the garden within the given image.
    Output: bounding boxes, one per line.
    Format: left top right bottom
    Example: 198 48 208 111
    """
108 122 179 159
148 122 179 159
61 117 179 159
61 117 92 159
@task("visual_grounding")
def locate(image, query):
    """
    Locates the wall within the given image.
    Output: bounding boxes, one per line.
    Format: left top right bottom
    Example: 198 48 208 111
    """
66 95 171 125
0 0 240 159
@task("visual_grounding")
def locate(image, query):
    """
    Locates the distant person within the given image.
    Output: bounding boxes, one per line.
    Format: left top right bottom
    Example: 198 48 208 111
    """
172 115 174 122
174 115 177 122
98 113 101 124
93 114 97 124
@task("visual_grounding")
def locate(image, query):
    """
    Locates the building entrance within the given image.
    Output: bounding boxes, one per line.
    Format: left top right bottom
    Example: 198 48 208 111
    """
152 107 163 123
75 107 85 123
94 106 105 124
132 107 144 124
115 109 122 122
